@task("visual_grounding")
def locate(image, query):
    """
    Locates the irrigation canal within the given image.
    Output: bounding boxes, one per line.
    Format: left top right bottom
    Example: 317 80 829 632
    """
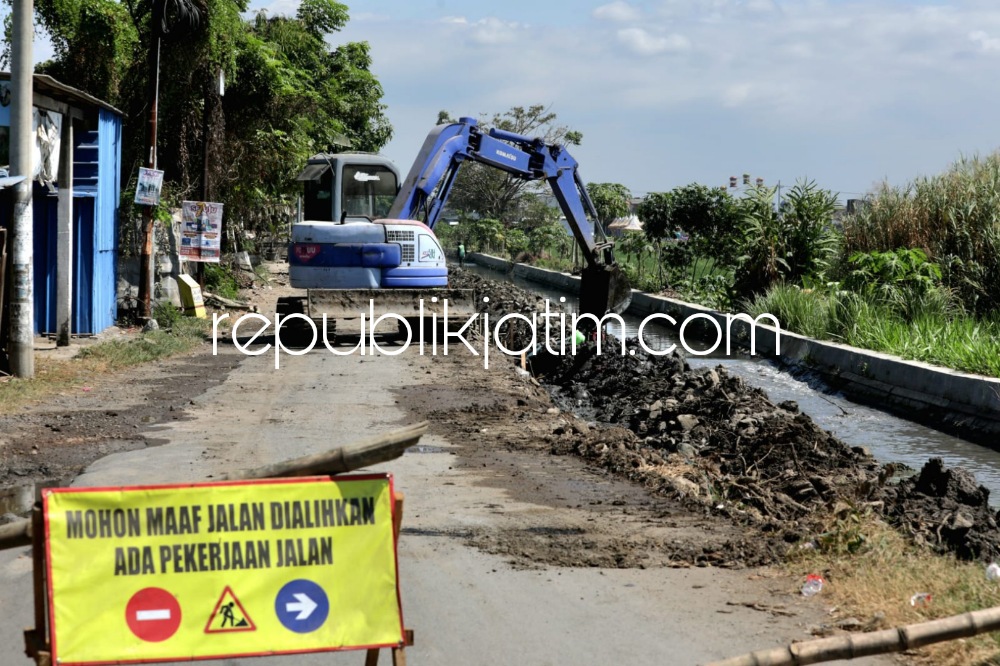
467 264 1000 499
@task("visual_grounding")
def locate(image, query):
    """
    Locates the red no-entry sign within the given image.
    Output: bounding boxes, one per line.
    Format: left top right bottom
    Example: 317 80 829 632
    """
125 588 181 642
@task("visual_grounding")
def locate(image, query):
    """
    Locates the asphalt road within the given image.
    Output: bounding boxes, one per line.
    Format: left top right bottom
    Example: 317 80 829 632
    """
0 340 894 666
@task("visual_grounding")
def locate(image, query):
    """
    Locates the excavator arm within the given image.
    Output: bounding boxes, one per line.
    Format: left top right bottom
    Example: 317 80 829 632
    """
388 117 631 316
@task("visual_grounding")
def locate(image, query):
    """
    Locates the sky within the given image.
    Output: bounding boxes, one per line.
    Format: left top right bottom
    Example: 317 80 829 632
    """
20 0 1000 201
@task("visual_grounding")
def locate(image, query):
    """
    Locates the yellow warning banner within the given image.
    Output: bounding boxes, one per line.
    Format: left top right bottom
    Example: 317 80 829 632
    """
44 475 403 665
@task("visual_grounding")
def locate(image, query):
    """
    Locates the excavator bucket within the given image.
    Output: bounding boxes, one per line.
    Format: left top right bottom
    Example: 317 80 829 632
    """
579 264 632 318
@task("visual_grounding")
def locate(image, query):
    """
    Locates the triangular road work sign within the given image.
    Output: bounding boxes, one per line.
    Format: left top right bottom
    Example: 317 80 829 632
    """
205 586 256 633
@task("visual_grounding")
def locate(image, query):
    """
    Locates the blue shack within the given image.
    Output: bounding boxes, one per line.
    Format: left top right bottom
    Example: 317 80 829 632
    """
0 73 122 336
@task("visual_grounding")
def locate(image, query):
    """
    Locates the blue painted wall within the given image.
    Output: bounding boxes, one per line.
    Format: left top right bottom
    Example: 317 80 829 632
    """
31 108 121 335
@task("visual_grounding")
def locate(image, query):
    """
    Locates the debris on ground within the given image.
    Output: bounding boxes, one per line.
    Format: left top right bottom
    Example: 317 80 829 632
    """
450 269 1000 564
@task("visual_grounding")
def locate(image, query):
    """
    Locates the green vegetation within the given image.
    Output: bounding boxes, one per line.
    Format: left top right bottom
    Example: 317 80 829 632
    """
444 150 1000 378
843 153 1000 316
76 317 207 367
18 0 391 252
745 285 1000 377
202 263 241 300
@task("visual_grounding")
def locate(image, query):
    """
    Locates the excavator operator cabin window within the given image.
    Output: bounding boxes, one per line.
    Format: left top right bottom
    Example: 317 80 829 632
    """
342 165 398 220
302 167 333 222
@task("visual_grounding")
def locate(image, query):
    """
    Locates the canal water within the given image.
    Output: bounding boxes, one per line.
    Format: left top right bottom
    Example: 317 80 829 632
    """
467 264 1000 498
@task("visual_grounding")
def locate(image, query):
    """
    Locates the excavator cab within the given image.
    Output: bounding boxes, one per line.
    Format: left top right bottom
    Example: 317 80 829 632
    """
298 154 400 224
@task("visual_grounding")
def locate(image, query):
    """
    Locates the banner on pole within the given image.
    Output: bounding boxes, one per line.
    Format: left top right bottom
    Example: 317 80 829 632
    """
179 200 224 263
134 168 164 206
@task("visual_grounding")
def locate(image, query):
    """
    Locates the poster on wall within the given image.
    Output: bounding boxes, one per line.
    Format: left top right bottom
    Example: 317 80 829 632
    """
180 200 224 263
134 167 164 205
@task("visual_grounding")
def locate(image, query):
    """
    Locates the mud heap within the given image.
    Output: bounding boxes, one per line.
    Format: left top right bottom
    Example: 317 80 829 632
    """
451 268 1000 562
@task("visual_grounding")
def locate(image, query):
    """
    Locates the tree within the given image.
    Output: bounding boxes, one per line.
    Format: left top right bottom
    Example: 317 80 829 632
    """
438 104 582 222
587 182 631 226
217 5 392 237
30 0 139 103
733 180 839 298
636 192 674 241
27 0 392 249
669 184 741 266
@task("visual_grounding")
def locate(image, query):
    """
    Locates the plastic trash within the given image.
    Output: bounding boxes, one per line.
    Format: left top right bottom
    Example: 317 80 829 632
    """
801 574 824 597
910 592 932 607
987 562 1000 581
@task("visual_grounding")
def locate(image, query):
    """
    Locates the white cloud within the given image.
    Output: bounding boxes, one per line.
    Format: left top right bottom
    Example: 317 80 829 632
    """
470 17 523 45
969 30 1000 53
328 1 1000 196
593 1 641 22
722 83 752 107
617 28 691 55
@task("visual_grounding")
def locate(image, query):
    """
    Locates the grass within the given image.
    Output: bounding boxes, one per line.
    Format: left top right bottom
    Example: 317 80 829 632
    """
746 284 1000 378
790 514 1000 665
843 152 1000 315
0 316 209 415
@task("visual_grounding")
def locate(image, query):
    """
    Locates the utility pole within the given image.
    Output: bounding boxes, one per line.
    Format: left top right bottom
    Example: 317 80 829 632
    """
9 0 34 377
138 0 164 320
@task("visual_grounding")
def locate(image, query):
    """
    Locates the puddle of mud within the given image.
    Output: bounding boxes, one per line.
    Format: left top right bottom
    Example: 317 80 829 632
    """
410 445 450 454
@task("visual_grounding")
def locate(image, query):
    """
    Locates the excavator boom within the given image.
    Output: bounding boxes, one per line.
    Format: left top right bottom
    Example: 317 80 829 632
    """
389 117 631 316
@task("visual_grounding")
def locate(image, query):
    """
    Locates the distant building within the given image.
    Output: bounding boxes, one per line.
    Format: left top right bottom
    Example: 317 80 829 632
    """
607 215 643 237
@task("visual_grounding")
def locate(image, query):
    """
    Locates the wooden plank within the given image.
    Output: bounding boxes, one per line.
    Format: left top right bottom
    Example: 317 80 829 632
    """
3 423 428 551
32 505 49 657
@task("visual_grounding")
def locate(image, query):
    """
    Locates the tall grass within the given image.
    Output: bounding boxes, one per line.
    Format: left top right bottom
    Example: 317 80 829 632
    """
743 284 831 339
843 153 1000 314
746 285 1000 377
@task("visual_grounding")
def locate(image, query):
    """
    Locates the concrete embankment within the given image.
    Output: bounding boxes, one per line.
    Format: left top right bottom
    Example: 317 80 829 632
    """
468 253 1000 446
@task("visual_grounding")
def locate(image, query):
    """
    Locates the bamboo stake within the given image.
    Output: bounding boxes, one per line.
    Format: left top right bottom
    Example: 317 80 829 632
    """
0 421 429 551
706 606 1000 666
217 421 429 481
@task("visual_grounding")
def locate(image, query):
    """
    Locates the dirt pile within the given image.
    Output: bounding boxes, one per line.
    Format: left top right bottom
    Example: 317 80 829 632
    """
453 268 1000 562
536 339 882 541
884 458 1000 560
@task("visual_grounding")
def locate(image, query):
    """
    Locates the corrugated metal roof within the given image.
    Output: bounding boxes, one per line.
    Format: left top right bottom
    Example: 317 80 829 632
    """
0 72 122 115
0 175 25 189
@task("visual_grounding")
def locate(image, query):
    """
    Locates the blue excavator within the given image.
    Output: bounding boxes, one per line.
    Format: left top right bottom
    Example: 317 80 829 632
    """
282 116 631 324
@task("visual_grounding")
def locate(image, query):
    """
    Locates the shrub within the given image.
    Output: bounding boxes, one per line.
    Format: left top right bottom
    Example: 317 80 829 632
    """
842 153 1000 315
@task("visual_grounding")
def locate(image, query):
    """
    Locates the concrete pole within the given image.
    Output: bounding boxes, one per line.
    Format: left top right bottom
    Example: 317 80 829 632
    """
56 118 74 346
9 0 34 377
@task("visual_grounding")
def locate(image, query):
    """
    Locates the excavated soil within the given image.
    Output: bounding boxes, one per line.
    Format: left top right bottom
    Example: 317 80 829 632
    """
449 268 1000 563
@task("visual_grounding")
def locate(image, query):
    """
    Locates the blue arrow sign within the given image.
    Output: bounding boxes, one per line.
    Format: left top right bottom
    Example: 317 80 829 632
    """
275 579 329 633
